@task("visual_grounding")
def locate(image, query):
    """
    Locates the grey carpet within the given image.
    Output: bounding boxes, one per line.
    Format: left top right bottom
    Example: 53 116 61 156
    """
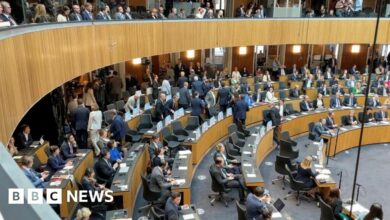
133 133 390 220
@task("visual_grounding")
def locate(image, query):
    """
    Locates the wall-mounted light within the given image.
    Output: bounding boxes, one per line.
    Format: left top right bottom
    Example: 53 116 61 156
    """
351 45 360 53
292 45 301 54
239 47 247 55
186 50 195 59
132 58 142 65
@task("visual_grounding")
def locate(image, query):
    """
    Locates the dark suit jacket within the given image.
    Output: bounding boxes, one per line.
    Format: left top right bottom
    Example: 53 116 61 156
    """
233 100 249 120
210 164 229 185
264 107 281 126
150 166 171 192
331 87 345 95
164 99 178 117
81 10 93 20
345 116 358 126
367 98 381 107
73 106 90 130
178 87 191 106
190 98 205 116
178 76 188 88
290 88 300 98
47 155 66 174
377 87 389 96
325 116 336 129
330 97 342 108
313 99 324 109
60 141 77 159
317 87 330 96
217 87 231 106
17 132 33 150
375 111 388 121
191 80 205 97
313 122 329 141
300 101 312 112
154 99 165 120
246 193 265 220
343 96 357 107
165 197 180 220
0 14 17 25
289 74 300 81
110 115 125 141
174 64 186 80
69 12 82 21
94 158 116 184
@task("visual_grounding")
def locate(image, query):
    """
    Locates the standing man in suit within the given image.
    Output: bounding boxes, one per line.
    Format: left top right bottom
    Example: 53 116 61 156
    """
164 95 179 117
150 160 176 203
246 187 272 220
343 93 357 107
109 71 123 102
73 99 90 149
81 3 93 20
330 92 342 108
325 111 338 129
205 86 216 117
191 75 205 98
328 54 337 74
174 59 186 83
177 71 188 89
154 93 166 121
0 1 17 26
69 4 82 21
17 124 33 150
233 94 249 132
94 148 118 187
88 105 103 156
47 145 72 175
191 92 205 124
21 156 49 188
110 111 126 143
375 106 389 121
178 82 191 109
211 157 247 203
300 95 313 112
265 102 281 144
164 192 189 220
313 118 331 142
216 82 231 112
60 134 81 159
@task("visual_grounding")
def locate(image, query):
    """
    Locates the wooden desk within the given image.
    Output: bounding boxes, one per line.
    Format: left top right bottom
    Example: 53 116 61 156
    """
171 152 193 204
46 149 94 218
14 141 50 167
111 143 148 217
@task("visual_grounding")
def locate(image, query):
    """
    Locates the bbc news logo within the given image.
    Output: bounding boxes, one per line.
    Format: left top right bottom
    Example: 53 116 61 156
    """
8 189 114 204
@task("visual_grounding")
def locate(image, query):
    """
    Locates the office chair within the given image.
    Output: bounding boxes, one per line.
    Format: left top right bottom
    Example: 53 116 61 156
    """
229 132 245 151
228 124 246 141
208 166 234 207
279 81 287 89
284 164 312 206
76 181 106 218
306 122 316 148
150 206 164 220
341 115 349 126
285 103 299 115
236 200 247 220
319 196 336 220
138 175 162 216
185 116 200 132
137 114 154 134
115 100 125 112
280 131 297 147
125 124 142 143
225 142 241 160
103 110 114 125
279 90 286 99
171 121 189 141
160 127 181 156
106 103 116 110
358 112 364 124
279 140 299 160
272 155 297 190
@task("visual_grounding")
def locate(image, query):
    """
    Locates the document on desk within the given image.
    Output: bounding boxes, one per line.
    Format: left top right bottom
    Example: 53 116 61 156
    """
314 164 323 168
63 166 74 170
243 163 252 167
178 166 188 170
182 213 195 220
340 127 347 131
179 155 187 159
119 166 129 174
316 174 330 181
49 181 62 186
301 112 308 115
317 168 331 175
120 163 127 168
179 150 192 155
242 151 251 155
246 173 256 178
175 179 186 185
272 212 282 218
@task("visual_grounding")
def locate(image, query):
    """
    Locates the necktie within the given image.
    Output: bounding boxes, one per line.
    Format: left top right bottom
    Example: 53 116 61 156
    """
9 16 16 25
221 168 227 179
350 98 352 106
382 112 385 119
69 144 73 154
336 99 339 107
306 102 309 110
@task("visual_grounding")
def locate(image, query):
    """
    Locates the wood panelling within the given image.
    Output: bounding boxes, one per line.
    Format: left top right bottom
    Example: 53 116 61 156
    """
1 19 390 143
284 44 309 68
125 60 147 84
179 50 202 67
232 46 255 75
341 44 369 69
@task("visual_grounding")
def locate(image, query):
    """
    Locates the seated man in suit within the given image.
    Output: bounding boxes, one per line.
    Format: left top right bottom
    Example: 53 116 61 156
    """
289 71 300 81
150 160 176 203
318 84 330 96
21 156 49 188
330 92 343 108
278 99 292 116
164 95 179 117
325 111 338 129
60 134 82 159
289 85 301 98
362 108 375 123
343 93 357 107
331 84 345 95
47 145 73 175
368 94 381 108
377 84 389 96
375 106 389 122
210 157 248 203
213 143 240 174
164 192 189 220
81 168 106 193
313 118 332 142
149 134 168 161
94 148 118 187
246 187 272 220
300 95 313 112
17 124 33 150
345 110 359 126
191 91 205 124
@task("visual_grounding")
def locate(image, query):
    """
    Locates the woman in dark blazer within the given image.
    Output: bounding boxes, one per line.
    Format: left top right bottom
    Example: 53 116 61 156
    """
295 156 318 189
326 188 345 220
46 145 72 175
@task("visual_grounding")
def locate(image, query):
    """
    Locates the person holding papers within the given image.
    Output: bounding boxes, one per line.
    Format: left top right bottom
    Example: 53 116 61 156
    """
375 106 389 122
164 192 189 220
47 145 73 175
124 94 140 113
164 95 179 117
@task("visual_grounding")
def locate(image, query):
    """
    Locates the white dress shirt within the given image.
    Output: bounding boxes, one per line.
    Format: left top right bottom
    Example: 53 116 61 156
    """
88 110 102 131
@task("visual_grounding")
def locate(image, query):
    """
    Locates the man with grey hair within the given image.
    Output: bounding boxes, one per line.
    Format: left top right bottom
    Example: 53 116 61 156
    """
168 7 178 19
0 1 17 25
114 6 125 20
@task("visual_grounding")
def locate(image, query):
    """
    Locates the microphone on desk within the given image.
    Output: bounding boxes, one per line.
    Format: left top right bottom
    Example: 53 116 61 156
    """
355 183 363 202
337 171 343 189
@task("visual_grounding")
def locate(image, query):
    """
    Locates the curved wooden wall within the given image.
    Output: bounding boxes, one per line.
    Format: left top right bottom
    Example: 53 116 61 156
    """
0 18 390 143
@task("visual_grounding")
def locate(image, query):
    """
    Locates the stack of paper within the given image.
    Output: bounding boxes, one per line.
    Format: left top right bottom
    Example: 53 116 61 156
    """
242 151 251 155
316 174 330 181
178 166 187 170
178 150 192 155
119 166 129 173
247 173 256 178
179 155 187 159
317 168 331 175
182 213 195 220
175 179 186 185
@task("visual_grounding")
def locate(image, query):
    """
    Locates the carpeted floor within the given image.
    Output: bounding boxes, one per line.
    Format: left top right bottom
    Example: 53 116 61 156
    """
133 131 390 220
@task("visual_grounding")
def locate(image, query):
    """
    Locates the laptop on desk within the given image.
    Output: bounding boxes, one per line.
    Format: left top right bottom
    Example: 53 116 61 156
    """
32 136 44 146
